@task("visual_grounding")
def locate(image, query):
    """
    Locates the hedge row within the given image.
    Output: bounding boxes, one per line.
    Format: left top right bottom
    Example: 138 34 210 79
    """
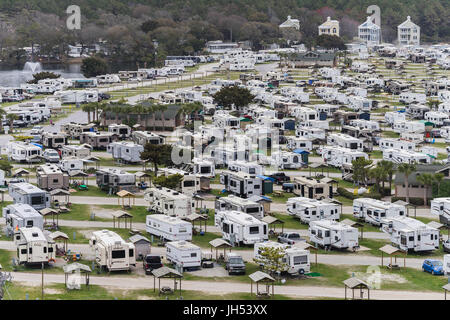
391 197 425 206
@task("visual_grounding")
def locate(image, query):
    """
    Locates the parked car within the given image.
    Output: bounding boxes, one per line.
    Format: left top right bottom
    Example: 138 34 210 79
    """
225 253 246 275
143 254 163 275
278 232 305 245
43 149 60 163
269 172 290 185
422 259 444 275
201 252 214 268
282 182 295 193
443 239 450 253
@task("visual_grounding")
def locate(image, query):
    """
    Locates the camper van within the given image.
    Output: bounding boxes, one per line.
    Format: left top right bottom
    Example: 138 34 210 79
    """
166 241 202 271
145 214 192 242
145 187 195 218
14 227 56 265
381 217 440 252
215 210 268 245
293 177 334 200
309 220 359 250
90 230 136 271
287 197 341 223
353 198 406 226
3 203 44 237
254 241 310 275
430 198 450 225
215 195 264 219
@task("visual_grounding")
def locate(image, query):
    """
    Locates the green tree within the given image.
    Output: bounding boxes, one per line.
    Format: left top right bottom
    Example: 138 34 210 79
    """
417 173 435 206
351 158 373 186
253 246 288 276
397 163 417 204
82 103 97 123
434 172 445 195
212 86 254 112
140 144 173 175
0 159 12 176
153 174 184 190
6 113 18 133
315 34 346 50
0 108 5 134
377 160 394 195
27 71 61 84
81 56 109 78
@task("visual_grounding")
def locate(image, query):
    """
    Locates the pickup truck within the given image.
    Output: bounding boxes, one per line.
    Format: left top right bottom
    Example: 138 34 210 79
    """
269 172 290 185
143 254 163 275
225 253 246 275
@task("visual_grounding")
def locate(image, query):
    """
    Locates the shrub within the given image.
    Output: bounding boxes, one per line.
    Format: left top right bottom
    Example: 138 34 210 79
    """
337 187 357 200
391 197 424 206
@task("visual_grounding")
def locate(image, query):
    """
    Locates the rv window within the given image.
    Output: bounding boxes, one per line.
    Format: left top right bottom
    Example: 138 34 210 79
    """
31 196 44 205
418 235 421 241
325 231 330 237
184 181 195 187
129 249 134 258
263 225 267 234
293 255 308 265
21 249 27 255
179 228 187 233
311 211 316 216
48 247 53 253
247 207 260 214
29 248 32 254
43 247 47 253
249 226 259 234
16 235 20 241
223 223 230 234
315 188 323 194
317 230 322 238
26 220 34 227
408 236 414 242
112 250 126 259
190 253 197 257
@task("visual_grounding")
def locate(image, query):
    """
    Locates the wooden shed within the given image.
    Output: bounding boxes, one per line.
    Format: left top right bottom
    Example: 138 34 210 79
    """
128 234 151 260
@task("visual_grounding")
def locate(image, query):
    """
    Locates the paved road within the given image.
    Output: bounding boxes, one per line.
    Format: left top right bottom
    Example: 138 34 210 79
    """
9 271 445 300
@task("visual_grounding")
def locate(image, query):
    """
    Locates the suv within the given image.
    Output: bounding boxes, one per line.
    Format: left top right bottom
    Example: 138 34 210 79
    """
269 172 290 185
143 254 163 275
443 239 450 253
43 149 60 163
278 232 305 245
225 253 246 275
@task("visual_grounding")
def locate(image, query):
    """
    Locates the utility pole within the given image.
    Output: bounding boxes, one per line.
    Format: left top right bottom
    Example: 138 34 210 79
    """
41 262 44 300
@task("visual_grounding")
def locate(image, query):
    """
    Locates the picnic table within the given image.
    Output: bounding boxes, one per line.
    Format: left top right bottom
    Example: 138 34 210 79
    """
160 286 173 295
273 191 283 197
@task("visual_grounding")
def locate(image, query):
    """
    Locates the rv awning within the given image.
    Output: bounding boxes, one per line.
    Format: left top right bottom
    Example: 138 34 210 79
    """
152 266 183 279
63 262 91 274
249 271 275 283
209 238 232 249
343 277 369 289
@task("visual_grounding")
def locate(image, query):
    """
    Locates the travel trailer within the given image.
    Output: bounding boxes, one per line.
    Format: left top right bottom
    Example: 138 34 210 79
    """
145 214 193 242
220 171 263 198
424 111 449 127
215 195 264 219
61 145 91 159
381 217 440 252
107 141 144 164
54 90 99 104
132 131 165 146
14 227 56 265
192 158 215 178
293 177 335 200
270 151 304 169
145 187 195 218
41 132 68 149
61 122 97 139
353 198 406 226
215 210 268 245
108 124 132 139
2 203 44 237
309 220 359 250
327 133 364 151
393 121 425 134
385 111 406 125
228 160 264 176
286 137 314 152
296 127 326 141
36 164 70 190
379 138 416 151
287 197 341 223
90 230 136 271
430 198 450 225
58 157 84 173
8 183 50 211
158 168 201 196
254 241 310 275
166 241 202 271
383 148 431 164
399 92 427 104
321 146 368 167
80 132 118 150
96 168 136 194
7 141 42 163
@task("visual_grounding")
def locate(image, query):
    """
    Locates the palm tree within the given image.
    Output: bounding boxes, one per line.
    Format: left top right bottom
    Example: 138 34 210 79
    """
417 173 434 206
0 108 6 134
82 103 96 123
378 160 394 195
6 113 18 133
368 167 384 193
397 163 417 204
433 172 445 196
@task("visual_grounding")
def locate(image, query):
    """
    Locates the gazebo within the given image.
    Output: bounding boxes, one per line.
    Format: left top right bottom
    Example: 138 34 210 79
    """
152 266 183 296
111 210 133 229
135 171 150 184
341 219 365 239
116 190 136 209
444 284 450 300
13 168 30 182
63 263 92 289
343 277 370 300
48 231 69 255
379 244 406 269
82 156 100 171
249 271 275 298
40 207 61 228
261 215 285 234
209 238 232 261
50 189 71 206
308 162 324 177
183 213 208 233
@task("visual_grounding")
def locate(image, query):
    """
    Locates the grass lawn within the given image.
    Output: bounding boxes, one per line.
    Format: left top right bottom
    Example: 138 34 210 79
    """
381 131 400 138
339 214 382 233
271 212 308 230
265 192 296 204
369 150 383 159
97 204 150 223
57 204 104 221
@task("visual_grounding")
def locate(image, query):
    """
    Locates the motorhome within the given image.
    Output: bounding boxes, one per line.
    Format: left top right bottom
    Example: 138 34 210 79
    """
61 145 91 159
215 195 264 219
379 138 416 151
287 197 341 223
96 168 136 194
107 141 144 164
309 220 359 250
145 187 195 218
145 214 193 242
132 131 165 146
254 241 310 275
220 171 263 198
353 198 406 226
14 227 56 265
430 198 450 225
3 203 44 237
321 146 368 167
80 132 117 150
327 133 364 151
41 132 68 149
8 183 50 211
293 177 334 200
215 210 268 245
381 217 440 252
166 241 202 271
36 164 70 191
108 124 131 139
7 141 42 163
383 148 431 164
90 230 136 271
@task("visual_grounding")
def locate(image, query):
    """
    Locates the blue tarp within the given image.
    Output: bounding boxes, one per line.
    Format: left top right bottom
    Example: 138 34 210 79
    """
257 175 276 182
31 143 43 149
293 149 310 154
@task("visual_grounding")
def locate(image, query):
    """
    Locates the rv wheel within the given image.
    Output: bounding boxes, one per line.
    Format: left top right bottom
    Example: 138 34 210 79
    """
299 269 305 275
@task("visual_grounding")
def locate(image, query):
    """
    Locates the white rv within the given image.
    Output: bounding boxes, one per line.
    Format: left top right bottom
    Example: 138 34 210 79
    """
192 158 215 178
89 230 136 271
220 171 263 198
381 217 440 252
215 195 264 219
14 227 56 265
383 148 431 164
7 141 42 163
445 255 450 276
353 198 406 226
327 133 363 151
309 220 359 250
145 187 195 218
146 214 193 241
321 146 368 167
158 168 200 196
379 138 416 151
286 137 314 152
385 111 406 125
107 141 144 163
287 197 341 223
270 151 304 169
254 241 310 275
430 198 450 225
8 183 50 211
54 90 99 104
393 121 425 134
424 111 449 127
166 240 202 270
2 203 44 236
58 157 84 173
215 210 268 245
399 92 426 104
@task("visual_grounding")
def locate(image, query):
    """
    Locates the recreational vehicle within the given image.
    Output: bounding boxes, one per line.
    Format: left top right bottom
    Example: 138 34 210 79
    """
2 203 44 237
383 148 431 164
96 168 136 193
107 141 144 164
327 133 364 151
132 131 165 146
8 183 50 211
90 230 136 271
41 132 68 149
58 157 84 173
309 220 359 250
61 145 91 159
145 187 195 218
287 197 341 223
215 210 268 245
192 158 215 178
54 90 99 104
158 168 201 196
379 138 416 151
424 111 449 127
14 227 56 265
353 198 406 226
270 151 304 169
393 121 425 134
108 124 131 139
80 132 118 150
215 195 264 219
7 141 42 163
293 177 335 200
430 198 450 225
36 164 70 190
220 171 263 198
166 241 202 271
145 214 193 242
61 122 97 139
321 146 368 167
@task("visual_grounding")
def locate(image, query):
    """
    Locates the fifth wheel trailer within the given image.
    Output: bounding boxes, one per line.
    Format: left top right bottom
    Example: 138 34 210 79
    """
353 198 407 226
166 240 202 271
145 214 193 242
14 227 56 265
309 220 359 251
430 198 450 226
286 197 341 224
215 210 268 245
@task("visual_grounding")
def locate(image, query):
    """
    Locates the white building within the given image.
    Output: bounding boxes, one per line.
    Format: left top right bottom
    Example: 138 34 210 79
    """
398 16 420 46
318 17 340 37
358 17 381 46
279 16 300 31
